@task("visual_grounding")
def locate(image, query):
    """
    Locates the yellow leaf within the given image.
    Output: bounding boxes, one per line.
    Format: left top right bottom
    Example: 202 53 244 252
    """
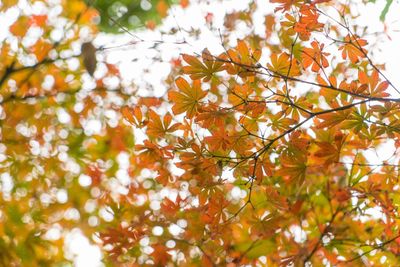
268 52 301 77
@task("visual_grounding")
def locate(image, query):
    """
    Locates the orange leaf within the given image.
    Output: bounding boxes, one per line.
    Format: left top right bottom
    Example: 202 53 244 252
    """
10 16 30 37
268 52 301 77
30 39 52 61
29 15 47 27
180 0 190 8
151 244 171 266
121 106 143 127
270 0 303 11
146 109 181 138
182 50 224 82
168 77 207 118
339 35 368 63
302 40 330 72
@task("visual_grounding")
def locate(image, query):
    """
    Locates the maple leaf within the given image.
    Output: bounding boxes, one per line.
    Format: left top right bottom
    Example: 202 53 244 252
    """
297 4 324 34
276 151 307 183
302 40 330 72
161 196 184 216
265 186 289 211
138 97 163 107
168 77 207 118
239 115 259 132
268 52 301 77
316 109 352 129
281 4 324 40
281 13 298 37
182 49 224 81
339 34 368 63
121 106 143 127
270 111 298 132
195 105 229 128
151 245 171 265
312 131 347 166
204 126 233 151
146 109 181 139
270 0 303 12
316 75 341 101
223 40 262 78
228 84 254 107
135 140 173 168
156 167 174 186
358 69 390 97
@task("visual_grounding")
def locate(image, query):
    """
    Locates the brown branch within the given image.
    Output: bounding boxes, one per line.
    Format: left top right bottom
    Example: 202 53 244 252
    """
343 233 400 263
303 208 341 264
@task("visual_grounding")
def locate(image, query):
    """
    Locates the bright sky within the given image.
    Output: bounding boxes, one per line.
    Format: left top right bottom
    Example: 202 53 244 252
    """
2 0 400 265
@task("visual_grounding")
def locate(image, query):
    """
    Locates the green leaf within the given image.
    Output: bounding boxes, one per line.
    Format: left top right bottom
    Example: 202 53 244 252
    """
235 240 275 259
380 0 393 21
369 0 393 21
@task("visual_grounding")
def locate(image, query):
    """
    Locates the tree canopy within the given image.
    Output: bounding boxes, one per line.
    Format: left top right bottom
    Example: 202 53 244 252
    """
91 0 181 32
1 0 400 266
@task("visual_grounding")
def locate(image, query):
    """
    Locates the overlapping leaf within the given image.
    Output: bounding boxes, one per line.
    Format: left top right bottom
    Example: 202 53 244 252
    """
168 77 207 118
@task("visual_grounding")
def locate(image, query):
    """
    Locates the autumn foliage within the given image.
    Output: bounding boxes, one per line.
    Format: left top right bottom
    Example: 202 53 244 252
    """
1 0 400 266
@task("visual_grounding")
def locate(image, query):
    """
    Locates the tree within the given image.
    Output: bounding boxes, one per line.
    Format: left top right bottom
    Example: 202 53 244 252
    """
91 0 184 32
1 0 400 266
